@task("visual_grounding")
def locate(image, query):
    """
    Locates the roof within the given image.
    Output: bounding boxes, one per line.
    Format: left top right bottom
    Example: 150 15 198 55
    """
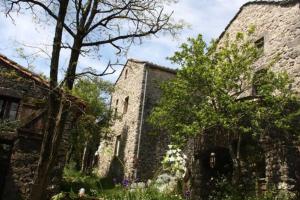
128 58 177 74
0 54 85 107
218 0 299 42
0 54 49 88
114 58 177 85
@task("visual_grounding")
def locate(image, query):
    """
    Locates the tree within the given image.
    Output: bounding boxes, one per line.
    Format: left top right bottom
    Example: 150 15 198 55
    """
149 30 300 187
69 77 113 174
2 1 182 199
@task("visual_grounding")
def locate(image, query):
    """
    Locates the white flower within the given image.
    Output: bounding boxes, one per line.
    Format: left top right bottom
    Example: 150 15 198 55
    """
161 144 188 179
278 182 288 190
169 157 175 162
79 188 85 197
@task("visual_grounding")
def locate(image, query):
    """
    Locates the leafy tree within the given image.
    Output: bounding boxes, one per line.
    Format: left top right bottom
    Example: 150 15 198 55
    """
1 1 182 198
149 30 300 185
69 77 113 174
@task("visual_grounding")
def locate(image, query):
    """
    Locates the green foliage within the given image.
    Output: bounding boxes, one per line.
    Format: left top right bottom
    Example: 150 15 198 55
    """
69 77 114 170
208 177 294 200
61 167 112 197
72 77 113 117
54 168 183 200
0 120 19 133
149 30 300 145
99 187 183 200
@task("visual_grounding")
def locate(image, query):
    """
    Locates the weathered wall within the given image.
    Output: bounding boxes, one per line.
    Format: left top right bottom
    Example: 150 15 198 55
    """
97 60 145 179
137 66 175 180
219 1 300 92
218 1 300 192
191 2 300 199
97 61 176 182
0 61 75 200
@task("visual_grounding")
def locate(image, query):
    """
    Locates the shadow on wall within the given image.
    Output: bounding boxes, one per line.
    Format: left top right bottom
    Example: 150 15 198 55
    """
107 124 129 183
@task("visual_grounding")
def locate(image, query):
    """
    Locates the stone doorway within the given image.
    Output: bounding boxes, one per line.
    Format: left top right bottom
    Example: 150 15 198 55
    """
201 147 233 180
197 147 233 198
0 141 13 199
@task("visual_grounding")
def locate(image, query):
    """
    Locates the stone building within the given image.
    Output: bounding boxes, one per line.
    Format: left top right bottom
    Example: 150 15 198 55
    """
191 0 300 199
97 59 176 181
0 54 84 200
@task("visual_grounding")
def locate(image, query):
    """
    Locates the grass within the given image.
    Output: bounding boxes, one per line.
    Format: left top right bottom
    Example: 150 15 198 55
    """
54 167 184 200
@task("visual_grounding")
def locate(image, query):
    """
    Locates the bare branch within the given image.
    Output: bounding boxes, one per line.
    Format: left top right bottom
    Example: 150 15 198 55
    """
6 0 76 37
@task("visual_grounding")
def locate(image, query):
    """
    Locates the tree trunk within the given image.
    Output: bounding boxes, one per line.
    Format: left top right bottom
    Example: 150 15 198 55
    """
29 1 69 199
66 36 83 89
81 141 88 173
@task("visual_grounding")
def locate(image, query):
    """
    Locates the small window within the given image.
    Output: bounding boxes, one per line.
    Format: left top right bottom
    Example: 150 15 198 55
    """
114 108 118 119
123 96 129 114
0 96 20 121
115 135 121 157
124 69 128 79
255 37 264 50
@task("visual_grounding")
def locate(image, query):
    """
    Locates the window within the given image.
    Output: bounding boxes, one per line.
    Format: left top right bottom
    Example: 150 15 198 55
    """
255 37 264 50
124 69 128 79
114 108 118 119
114 135 121 157
0 96 20 121
123 96 129 114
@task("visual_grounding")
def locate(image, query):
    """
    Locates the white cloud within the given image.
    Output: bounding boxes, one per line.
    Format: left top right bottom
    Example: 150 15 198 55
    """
0 0 252 83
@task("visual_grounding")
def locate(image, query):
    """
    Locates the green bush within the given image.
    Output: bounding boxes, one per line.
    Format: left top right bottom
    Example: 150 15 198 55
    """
207 177 295 200
56 167 184 200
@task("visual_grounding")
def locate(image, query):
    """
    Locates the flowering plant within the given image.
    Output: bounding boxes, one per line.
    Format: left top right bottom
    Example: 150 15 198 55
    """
162 145 187 179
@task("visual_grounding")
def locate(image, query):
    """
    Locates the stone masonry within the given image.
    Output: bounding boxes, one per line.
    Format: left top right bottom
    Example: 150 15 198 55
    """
97 59 176 181
191 1 300 199
0 54 84 200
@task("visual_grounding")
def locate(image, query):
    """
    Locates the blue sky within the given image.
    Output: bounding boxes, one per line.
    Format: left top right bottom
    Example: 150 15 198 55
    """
0 0 250 82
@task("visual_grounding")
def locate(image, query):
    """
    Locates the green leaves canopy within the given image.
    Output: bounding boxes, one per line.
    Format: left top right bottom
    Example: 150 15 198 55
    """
70 77 113 167
149 32 300 145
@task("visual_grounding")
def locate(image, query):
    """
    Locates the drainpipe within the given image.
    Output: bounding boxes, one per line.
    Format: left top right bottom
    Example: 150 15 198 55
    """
134 66 148 179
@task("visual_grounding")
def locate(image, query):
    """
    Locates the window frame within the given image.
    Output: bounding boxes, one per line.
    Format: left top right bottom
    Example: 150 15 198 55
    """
255 37 264 50
0 96 20 121
123 96 129 114
114 135 121 157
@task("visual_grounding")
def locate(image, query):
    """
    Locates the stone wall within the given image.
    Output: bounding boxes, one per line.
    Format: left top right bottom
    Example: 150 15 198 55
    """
97 60 146 179
191 1 300 199
217 0 300 193
137 66 175 180
218 1 300 92
0 58 78 200
97 60 176 182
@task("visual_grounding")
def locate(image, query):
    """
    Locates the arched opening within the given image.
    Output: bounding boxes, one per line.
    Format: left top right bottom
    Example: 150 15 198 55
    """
201 147 233 180
197 146 233 199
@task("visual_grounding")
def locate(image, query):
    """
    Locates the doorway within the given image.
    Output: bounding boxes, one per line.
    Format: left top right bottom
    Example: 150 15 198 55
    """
0 141 13 199
201 147 233 180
